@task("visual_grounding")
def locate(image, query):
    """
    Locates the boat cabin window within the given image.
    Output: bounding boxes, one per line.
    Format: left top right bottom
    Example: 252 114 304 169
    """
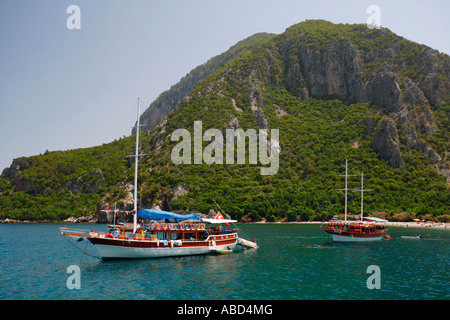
184 232 197 241
171 232 184 240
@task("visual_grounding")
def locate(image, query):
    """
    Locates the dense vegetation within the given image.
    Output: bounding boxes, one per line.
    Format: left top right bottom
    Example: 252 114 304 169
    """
0 137 134 221
1 20 448 222
141 91 449 222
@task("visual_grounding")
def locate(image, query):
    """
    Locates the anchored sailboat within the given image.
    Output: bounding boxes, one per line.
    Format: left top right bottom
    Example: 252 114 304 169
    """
321 159 390 242
61 98 257 259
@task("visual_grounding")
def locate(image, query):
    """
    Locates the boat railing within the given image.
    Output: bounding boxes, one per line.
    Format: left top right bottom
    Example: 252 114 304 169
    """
142 223 207 231
59 227 108 237
327 220 382 226
209 229 238 235
59 227 90 235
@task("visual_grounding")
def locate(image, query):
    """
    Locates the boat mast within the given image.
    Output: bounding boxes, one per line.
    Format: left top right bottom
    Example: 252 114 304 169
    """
337 159 355 222
360 172 364 222
357 172 371 222
344 159 348 222
114 202 117 226
133 97 141 234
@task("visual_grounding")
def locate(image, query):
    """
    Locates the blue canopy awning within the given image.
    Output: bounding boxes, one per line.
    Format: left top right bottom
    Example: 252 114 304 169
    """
138 209 204 222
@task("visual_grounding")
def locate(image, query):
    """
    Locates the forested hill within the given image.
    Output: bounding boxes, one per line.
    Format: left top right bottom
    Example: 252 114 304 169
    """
1 20 449 222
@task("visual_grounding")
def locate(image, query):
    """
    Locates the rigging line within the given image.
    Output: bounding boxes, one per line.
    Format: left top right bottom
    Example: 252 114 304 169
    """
62 235 101 260
212 199 252 241
135 97 149 121
117 100 140 139
80 241 89 265
139 98 150 110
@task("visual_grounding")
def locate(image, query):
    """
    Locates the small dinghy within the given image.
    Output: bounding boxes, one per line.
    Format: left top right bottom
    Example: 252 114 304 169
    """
215 249 233 254
210 246 233 254
401 235 422 239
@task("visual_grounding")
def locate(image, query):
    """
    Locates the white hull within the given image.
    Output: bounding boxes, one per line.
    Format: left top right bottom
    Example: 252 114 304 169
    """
93 242 237 259
328 233 384 242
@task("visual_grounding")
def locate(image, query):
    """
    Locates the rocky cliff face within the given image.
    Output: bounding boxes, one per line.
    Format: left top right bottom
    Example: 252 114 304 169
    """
137 22 448 179
187 20 448 177
371 118 405 168
280 28 446 174
364 71 441 168
284 39 365 103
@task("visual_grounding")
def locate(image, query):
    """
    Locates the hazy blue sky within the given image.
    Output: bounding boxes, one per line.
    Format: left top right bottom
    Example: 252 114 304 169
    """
0 0 449 170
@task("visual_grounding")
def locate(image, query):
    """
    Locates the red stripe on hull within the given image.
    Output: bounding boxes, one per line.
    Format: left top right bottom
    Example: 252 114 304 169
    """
89 236 237 248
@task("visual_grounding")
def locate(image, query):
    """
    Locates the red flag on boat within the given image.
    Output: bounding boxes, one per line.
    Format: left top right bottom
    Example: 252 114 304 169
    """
215 211 230 226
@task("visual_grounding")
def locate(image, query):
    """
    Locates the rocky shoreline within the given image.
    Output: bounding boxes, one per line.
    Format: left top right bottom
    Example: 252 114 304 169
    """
0 215 97 224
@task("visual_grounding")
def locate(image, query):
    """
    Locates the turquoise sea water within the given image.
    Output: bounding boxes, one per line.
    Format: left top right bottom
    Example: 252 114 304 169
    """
0 223 448 300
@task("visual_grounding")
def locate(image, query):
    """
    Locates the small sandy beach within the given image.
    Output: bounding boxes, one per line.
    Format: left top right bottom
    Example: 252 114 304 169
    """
384 221 449 229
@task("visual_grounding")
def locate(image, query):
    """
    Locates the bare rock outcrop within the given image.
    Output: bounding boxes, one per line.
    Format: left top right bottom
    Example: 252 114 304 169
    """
284 40 364 103
363 71 441 168
371 118 405 168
